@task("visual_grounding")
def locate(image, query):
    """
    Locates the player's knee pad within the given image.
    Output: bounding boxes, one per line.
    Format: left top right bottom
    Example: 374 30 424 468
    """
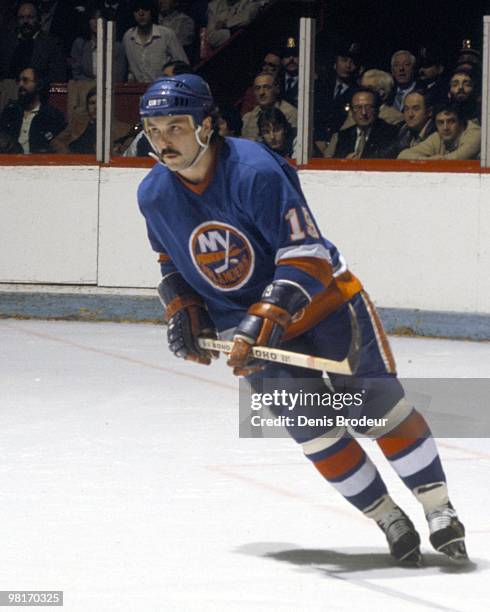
301 425 347 459
364 397 413 439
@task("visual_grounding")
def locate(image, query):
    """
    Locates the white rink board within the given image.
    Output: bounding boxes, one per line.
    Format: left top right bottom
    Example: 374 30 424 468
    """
1 165 490 315
98 167 160 288
0 165 99 284
301 170 487 313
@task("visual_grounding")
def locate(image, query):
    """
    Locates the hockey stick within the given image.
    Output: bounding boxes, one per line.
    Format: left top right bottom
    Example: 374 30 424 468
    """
198 304 361 375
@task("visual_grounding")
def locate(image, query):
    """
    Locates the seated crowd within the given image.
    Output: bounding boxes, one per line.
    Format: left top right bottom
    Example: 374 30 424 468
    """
0 1 483 160
314 42 482 160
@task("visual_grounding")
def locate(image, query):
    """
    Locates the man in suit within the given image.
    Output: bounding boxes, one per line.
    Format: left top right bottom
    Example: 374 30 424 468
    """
280 38 299 107
416 44 447 108
0 2 67 83
390 50 417 112
333 88 398 159
314 42 362 145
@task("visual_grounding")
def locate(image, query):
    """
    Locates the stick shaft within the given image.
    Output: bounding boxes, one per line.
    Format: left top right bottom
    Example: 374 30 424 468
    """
198 338 353 375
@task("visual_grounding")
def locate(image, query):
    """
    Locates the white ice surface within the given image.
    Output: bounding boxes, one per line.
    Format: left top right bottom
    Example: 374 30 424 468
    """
0 319 489 612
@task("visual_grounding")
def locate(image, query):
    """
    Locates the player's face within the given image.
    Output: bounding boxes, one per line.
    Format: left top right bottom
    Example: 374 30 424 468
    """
145 115 206 171
392 53 415 85
449 74 474 102
435 111 463 144
403 93 429 131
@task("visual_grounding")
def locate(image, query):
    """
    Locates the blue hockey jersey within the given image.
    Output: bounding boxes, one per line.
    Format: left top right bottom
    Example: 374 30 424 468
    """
138 137 362 335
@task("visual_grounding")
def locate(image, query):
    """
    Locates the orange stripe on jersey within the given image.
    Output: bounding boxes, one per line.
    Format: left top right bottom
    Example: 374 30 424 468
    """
360 291 397 374
377 410 430 457
158 252 171 263
277 256 334 288
283 271 363 341
313 439 364 480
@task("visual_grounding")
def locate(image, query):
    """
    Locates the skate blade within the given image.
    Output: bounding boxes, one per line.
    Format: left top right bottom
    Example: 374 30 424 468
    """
439 540 470 564
400 549 423 567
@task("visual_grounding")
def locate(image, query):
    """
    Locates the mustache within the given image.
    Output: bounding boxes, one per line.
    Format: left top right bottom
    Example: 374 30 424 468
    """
161 147 180 155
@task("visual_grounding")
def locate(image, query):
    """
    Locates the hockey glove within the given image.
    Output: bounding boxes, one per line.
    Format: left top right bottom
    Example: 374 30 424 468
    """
227 281 310 376
158 274 218 365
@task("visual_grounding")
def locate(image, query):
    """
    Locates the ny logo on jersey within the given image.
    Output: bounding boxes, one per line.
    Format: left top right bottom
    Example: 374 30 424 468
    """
189 221 255 291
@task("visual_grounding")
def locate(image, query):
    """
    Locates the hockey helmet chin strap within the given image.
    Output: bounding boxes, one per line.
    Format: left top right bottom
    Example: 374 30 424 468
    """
147 116 214 172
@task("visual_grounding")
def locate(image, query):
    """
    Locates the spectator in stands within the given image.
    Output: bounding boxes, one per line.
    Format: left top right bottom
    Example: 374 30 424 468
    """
448 69 480 124
38 0 80 55
396 90 435 154
340 69 404 130
0 66 65 153
71 2 127 83
416 44 447 107
456 40 481 74
0 2 67 83
51 86 131 154
158 0 195 49
124 58 193 156
332 88 398 159
281 37 299 107
314 41 362 144
217 105 243 137
123 0 188 82
390 50 417 112
101 0 134 41
241 72 297 141
257 106 295 158
240 50 282 115
398 102 480 160
206 0 260 49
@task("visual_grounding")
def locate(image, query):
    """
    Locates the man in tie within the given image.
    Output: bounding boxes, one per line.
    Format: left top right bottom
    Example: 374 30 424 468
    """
314 41 362 147
281 38 299 107
333 88 398 159
390 50 417 112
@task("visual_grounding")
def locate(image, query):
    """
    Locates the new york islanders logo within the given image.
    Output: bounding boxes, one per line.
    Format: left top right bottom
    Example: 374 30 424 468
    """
189 222 255 291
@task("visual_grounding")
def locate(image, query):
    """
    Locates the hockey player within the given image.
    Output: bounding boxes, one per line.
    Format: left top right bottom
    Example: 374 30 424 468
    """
137 74 468 565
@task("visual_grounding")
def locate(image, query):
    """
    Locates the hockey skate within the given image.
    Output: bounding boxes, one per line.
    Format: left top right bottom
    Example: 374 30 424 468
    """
377 505 422 565
426 502 469 564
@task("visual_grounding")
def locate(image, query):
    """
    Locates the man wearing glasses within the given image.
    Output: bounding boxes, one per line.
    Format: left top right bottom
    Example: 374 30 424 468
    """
332 88 398 159
0 67 65 153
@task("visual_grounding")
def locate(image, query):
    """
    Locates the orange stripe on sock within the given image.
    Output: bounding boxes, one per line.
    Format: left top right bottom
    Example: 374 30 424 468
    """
377 410 430 457
313 439 364 480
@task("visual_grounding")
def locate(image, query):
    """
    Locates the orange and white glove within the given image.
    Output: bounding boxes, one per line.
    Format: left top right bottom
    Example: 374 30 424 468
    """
227 281 310 376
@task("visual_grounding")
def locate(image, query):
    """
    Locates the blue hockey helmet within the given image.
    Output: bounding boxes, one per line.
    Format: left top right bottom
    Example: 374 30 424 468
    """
140 74 214 125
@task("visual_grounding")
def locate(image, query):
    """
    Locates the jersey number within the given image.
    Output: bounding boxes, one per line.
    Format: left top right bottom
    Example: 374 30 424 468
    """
285 207 320 241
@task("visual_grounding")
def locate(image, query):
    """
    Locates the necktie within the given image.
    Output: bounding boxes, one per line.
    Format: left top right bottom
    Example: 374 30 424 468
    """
354 130 366 159
335 83 343 98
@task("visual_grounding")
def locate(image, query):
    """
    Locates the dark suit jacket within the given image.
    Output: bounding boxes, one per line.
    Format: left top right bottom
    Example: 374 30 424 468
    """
314 78 356 141
0 101 66 153
333 119 399 159
283 75 298 108
0 30 67 83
